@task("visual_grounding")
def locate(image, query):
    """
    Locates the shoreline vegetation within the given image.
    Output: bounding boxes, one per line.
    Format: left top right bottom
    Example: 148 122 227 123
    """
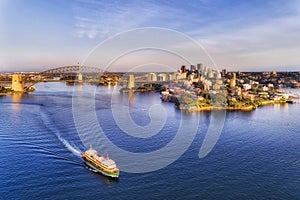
0 87 34 96
118 84 293 112
163 91 291 112
120 84 162 93
0 87 13 96
175 101 287 112
0 84 36 96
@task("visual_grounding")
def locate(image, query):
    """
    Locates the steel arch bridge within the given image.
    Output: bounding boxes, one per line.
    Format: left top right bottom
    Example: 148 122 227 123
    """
22 65 107 90
41 65 106 75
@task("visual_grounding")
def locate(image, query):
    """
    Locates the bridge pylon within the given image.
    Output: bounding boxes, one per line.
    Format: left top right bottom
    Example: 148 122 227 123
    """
127 74 135 89
78 73 83 82
12 74 24 92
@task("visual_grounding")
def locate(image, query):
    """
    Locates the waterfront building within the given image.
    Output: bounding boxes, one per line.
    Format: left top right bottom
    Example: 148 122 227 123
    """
190 65 196 72
198 75 204 82
216 70 222 79
234 87 242 96
168 73 174 81
216 79 223 85
207 67 212 74
249 80 259 85
181 65 187 73
229 79 236 88
268 83 274 88
247 94 255 101
204 80 212 90
175 73 182 80
147 73 157 82
222 69 227 76
203 66 208 76
197 63 204 72
208 71 214 79
272 95 282 101
197 96 204 101
181 72 187 79
157 73 167 81
187 73 195 82
213 84 221 90
274 93 289 99
243 84 252 91
262 86 269 92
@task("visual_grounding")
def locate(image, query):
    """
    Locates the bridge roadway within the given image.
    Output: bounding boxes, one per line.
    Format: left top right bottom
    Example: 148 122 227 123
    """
34 79 100 83
0 79 101 89
119 79 172 84
0 80 98 83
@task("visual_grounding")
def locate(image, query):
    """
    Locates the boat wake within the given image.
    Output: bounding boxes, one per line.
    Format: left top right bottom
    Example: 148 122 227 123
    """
39 107 82 158
84 164 98 173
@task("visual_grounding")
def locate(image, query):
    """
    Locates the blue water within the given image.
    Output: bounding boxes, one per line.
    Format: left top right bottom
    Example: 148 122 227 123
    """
0 83 299 199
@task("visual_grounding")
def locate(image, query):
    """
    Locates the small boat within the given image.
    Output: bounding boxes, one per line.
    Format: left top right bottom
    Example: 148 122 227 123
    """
82 145 119 178
286 99 294 104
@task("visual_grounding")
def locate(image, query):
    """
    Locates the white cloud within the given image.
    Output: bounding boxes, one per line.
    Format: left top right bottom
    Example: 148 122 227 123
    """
73 0 173 39
188 10 300 68
72 0 300 70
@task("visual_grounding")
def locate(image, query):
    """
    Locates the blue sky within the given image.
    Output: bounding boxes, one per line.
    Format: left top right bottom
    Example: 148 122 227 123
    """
1 0 300 71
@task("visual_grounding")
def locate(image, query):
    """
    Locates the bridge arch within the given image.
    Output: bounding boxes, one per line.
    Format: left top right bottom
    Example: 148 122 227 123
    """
23 65 107 90
41 65 106 75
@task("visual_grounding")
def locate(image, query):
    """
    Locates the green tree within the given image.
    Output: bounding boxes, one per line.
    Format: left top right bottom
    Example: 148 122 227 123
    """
211 93 227 107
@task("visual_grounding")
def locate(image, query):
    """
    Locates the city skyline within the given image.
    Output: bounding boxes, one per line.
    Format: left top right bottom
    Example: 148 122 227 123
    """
1 0 300 72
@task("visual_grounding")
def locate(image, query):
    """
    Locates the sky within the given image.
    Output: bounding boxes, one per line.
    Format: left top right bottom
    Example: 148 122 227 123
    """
1 0 300 72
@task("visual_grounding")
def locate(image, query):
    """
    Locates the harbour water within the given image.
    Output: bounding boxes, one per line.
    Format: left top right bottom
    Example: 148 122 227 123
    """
0 82 299 199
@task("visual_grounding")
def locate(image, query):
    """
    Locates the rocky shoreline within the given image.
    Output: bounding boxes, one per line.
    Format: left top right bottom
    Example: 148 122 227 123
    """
176 100 290 112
